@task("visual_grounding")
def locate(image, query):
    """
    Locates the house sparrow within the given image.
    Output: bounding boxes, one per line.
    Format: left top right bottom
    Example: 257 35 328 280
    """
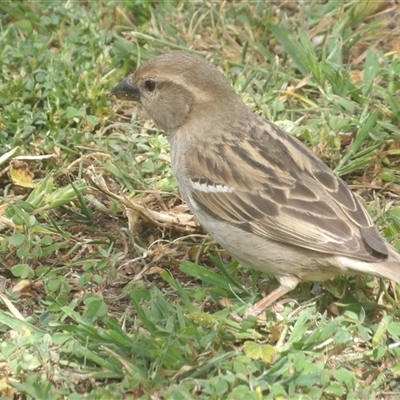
110 52 400 317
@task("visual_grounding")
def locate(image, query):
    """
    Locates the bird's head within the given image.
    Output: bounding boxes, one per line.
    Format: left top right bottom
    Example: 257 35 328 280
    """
110 52 240 133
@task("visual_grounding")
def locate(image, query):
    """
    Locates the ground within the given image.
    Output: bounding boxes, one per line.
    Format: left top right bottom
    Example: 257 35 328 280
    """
0 1 400 399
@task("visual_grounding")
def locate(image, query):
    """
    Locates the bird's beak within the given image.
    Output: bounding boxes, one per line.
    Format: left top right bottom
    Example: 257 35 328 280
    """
109 75 141 101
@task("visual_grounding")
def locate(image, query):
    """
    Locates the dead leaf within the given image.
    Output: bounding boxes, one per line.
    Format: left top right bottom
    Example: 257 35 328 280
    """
9 160 36 188
12 280 32 292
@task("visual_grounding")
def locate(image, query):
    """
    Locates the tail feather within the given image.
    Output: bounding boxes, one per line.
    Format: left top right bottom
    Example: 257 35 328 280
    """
337 244 400 284
373 245 400 283
370 261 400 283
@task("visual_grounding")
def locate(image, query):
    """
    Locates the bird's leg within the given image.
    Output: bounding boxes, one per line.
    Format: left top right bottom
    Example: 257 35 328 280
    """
244 276 299 318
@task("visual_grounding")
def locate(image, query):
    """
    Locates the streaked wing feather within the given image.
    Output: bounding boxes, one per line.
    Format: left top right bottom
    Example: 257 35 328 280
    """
186 118 388 262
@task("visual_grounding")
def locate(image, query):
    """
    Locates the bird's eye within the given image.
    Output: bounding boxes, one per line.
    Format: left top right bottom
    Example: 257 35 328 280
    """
144 80 156 92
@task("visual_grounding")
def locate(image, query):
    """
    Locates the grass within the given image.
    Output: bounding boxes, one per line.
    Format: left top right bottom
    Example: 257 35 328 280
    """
0 0 400 398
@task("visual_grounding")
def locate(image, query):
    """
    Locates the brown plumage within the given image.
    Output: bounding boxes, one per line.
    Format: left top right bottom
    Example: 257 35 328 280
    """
110 52 400 316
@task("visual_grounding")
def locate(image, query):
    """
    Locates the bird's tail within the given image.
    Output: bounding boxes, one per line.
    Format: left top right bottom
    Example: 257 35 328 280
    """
370 244 400 283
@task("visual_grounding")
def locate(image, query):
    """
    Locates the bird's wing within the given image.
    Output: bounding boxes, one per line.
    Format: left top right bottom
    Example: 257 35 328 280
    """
184 119 388 262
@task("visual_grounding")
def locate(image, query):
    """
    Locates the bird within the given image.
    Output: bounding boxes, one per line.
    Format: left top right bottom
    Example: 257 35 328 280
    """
110 52 400 317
